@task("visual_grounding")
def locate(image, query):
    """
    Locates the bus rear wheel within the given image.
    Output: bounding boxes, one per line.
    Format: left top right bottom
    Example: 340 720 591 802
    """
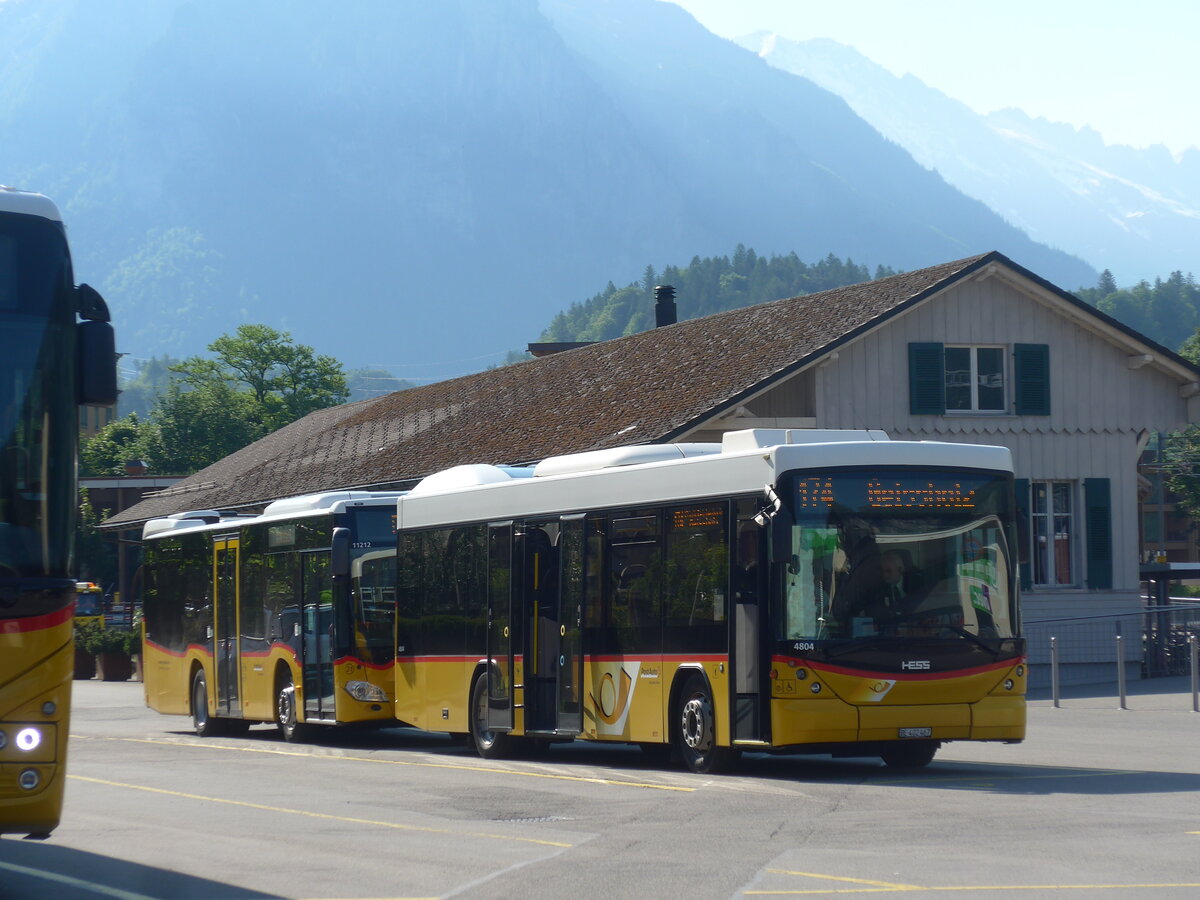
276 673 311 743
469 671 512 759
880 741 939 769
674 674 735 774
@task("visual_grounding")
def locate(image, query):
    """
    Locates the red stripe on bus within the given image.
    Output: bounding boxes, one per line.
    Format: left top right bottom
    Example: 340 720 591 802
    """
333 655 392 671
1 605 75 634
143 639 214 659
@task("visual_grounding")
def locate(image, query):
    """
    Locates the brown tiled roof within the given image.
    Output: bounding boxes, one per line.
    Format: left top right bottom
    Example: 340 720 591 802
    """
106 252 1000 527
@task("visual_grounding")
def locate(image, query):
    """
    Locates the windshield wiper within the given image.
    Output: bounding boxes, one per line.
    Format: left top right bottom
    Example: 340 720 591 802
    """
937 624 1000 658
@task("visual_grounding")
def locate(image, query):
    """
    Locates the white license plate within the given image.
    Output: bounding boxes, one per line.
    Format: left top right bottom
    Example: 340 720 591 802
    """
898 727 932 739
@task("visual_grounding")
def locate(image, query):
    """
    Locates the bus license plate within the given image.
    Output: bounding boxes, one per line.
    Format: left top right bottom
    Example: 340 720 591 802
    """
898 727 932 739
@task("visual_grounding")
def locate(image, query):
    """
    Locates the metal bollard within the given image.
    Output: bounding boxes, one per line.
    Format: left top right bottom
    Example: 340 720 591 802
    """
1050 636 1060 708
1191 634 1199 713
1116 633 1126 710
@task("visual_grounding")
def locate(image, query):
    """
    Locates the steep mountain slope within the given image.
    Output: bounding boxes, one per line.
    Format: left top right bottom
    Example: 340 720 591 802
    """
745 32 1200 283
0 0 1092 373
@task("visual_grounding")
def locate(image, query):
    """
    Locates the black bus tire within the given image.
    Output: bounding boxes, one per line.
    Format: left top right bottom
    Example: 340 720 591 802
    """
674 673 735 774
276 670 311 743
880 741 939 769
191 669 214 737
469 671 512 760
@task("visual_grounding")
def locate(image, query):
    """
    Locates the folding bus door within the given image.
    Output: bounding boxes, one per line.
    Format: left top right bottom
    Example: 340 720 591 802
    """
301 551 336 721
213 537 240 718
486 523 515 735
732 501 767 741
555 515 585 734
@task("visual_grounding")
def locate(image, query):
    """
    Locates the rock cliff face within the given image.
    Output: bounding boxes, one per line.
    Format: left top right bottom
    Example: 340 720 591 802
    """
1 0 1091 371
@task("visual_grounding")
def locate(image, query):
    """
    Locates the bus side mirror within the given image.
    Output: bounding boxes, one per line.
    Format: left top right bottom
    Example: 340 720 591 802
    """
78 283 111 323
331 527 351 578
77 318 118 405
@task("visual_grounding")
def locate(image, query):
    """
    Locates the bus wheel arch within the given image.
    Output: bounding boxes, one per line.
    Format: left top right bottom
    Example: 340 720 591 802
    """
672 670 735 774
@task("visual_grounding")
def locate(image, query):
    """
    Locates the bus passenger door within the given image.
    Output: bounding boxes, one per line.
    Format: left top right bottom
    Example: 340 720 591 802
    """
555 516 586 734
486 523 514 735
213 537 240 718
301 551 335 721
732 504 767 742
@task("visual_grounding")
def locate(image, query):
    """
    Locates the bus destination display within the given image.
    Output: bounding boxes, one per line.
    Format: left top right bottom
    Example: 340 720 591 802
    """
795 475 980 511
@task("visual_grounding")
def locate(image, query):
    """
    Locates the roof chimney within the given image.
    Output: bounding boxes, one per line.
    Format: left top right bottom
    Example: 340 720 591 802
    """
654 284 676 328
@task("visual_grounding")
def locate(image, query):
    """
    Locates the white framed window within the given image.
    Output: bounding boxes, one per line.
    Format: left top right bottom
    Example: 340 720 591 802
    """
1031 481 1075 586
944 345 1006 412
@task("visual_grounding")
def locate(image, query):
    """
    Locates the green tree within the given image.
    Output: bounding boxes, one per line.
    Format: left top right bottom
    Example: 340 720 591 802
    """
77 489 116 586
80 413 164 476
152 377 261 474
145 324 351 474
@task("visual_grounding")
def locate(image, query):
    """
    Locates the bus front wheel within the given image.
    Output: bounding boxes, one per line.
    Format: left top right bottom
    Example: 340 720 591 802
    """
674 674 735 774
880 741 939 769
469 671 512 760
191 670 215 737
276 673 311 743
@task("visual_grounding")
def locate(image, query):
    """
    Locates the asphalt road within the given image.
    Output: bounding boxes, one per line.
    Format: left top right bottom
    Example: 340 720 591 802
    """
2 679 1199 899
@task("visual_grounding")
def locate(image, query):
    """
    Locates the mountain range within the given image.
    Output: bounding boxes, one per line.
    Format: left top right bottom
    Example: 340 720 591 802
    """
744 32 1200 286
1 0 1096 376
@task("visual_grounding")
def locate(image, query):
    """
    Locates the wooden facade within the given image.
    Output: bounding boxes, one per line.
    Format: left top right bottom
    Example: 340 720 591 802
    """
685 262 1200 671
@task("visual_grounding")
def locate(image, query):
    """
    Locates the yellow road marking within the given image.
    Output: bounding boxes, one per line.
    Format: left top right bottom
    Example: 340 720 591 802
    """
68 774 573 848
744 869 1200 894
71 734 693 792
766 870 924 889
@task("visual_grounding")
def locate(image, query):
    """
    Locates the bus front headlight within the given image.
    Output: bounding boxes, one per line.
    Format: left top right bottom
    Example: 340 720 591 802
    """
345 681 387 703
15 727 41 752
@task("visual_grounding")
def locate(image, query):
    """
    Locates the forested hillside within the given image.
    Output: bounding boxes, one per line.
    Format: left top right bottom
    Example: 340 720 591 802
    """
1076 269 1200 353
542 249 1200 358
539 247 893 342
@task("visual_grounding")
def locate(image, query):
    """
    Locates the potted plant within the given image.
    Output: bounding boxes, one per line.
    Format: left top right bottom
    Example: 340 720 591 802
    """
84 626 136 682
73 620 101 680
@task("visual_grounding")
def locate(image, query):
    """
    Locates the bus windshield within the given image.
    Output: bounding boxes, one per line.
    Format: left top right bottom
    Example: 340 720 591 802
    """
349 506 397 665
0 211 75 585
774 468 1016 642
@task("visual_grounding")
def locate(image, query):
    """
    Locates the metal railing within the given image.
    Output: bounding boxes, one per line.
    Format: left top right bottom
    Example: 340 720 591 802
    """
1026 601 1200 710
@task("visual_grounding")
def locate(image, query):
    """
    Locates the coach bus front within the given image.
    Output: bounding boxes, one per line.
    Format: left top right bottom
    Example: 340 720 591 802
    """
766 465 1025 767
1 190 114 836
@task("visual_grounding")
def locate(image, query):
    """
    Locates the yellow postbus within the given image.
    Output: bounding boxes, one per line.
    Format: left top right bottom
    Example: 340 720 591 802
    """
141 492 402 739
1 187 116 837
394 430 1025 772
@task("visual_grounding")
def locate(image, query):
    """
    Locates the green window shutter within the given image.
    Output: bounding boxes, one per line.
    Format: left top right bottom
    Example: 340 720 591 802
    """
1085 478 1113 590
1013 478 1031 591
1013 343 1050 415
908 343 945 414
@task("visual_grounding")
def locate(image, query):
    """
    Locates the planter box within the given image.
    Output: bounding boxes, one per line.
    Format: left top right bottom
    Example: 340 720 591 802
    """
96 651 132 682
74 647 96 680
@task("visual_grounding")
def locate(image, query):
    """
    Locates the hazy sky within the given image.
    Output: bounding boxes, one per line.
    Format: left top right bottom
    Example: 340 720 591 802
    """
669 0 1199 156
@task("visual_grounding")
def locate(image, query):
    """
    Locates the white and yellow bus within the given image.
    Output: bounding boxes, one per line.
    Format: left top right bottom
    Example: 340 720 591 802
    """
394 429 1025 773
141 492 401 740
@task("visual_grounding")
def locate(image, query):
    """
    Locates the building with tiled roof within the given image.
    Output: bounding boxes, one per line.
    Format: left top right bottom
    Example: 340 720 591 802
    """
108 250 1200 677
